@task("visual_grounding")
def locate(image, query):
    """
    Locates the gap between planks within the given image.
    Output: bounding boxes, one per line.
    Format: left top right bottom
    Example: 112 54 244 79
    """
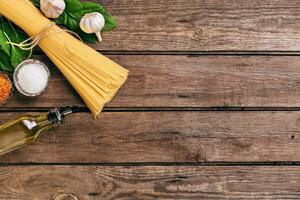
2 107 300 112
33 50 300 56
0 161 300 167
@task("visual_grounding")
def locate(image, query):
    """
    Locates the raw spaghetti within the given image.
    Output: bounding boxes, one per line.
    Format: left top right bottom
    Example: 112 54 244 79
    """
0 0 128 118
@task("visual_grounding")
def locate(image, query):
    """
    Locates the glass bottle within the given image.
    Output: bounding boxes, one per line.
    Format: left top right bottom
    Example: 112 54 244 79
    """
0 107 78 156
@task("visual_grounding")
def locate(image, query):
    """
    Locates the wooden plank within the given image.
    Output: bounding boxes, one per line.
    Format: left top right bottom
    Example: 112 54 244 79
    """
4 55 300 108
86 0 300 51
0 165 299 199
0 111 300 163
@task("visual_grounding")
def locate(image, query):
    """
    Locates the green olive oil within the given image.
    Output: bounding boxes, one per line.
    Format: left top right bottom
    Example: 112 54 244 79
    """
0 107 77 155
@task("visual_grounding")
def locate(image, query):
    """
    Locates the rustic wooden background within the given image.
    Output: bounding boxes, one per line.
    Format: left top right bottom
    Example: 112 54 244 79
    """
1 0 300 199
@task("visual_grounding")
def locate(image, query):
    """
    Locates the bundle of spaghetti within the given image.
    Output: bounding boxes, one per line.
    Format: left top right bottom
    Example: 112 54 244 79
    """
0 0 128 118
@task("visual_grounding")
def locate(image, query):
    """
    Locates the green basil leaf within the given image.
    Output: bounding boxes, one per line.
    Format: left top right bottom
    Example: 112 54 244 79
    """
32 0 40 6
56 12 81 31
65 0 82 12
0 49 13 72
6 21 30 69
0 16 30 71
79 32 97 43
0 17 11 56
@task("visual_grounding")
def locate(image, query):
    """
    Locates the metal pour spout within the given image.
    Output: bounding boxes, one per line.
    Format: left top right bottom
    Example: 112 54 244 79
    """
48 107 81 124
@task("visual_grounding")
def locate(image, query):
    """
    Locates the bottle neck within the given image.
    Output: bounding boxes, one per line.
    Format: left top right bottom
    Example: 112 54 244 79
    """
21 107 79 131
47 107 80 124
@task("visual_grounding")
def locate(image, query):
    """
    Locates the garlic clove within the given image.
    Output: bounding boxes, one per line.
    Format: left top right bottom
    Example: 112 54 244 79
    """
80 12 105 42
40 0 66 19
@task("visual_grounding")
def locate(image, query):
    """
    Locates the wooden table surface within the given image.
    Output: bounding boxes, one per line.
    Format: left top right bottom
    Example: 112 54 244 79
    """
1 0 300 199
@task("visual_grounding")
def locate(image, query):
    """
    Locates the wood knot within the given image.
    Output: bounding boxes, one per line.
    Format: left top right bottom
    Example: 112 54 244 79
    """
53 193 79 200
193 28 203 40
193 144 208 162
291 135 295 139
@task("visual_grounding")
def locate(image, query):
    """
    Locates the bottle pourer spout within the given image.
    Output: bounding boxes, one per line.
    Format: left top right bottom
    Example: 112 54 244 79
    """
60 106 81 117
48 107 80 124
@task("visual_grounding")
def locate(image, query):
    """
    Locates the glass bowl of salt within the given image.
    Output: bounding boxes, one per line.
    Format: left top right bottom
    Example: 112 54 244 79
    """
13 59 50 97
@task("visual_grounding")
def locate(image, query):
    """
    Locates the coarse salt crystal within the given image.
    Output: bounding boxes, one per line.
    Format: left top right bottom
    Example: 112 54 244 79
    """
16 61 49 95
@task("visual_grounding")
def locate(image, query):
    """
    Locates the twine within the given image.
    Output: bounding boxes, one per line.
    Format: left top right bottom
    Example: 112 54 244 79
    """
5 22 82 59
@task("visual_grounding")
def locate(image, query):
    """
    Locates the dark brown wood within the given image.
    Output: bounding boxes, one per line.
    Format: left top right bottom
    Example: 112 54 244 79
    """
0 111 299 163
0 165 299 199
3 0 300 197
3 55 300 108
85 0 300 51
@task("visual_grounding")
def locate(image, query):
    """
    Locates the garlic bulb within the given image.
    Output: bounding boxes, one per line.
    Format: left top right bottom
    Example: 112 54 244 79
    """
40 0 66 19
80 12 105 42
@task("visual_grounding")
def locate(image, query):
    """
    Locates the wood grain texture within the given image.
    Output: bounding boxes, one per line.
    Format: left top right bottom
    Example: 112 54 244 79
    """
4 55 300 108
0 166 300 199
3 0 300 198
86 0 300 51
0 111 300 163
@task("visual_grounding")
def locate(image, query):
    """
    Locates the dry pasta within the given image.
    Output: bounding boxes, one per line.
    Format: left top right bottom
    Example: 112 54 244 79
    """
0 0 128 118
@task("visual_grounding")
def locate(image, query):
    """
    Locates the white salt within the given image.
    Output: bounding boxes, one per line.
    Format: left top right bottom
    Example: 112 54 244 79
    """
17 63 49 95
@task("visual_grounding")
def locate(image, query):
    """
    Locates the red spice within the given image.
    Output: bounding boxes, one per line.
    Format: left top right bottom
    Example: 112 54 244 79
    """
0 73 12 103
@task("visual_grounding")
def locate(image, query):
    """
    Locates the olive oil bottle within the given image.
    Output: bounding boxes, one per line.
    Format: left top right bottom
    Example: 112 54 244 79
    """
0 107 78 155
